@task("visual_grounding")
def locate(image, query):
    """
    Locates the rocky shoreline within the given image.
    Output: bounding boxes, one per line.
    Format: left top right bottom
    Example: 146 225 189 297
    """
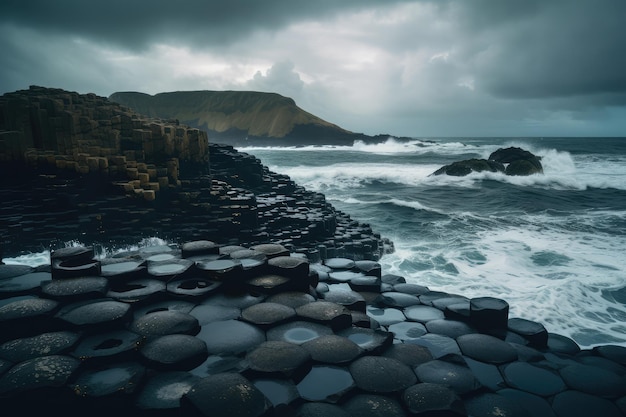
1 242 625 416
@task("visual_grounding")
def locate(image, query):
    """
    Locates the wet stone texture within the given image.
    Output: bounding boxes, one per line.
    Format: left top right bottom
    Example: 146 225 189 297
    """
0 244 625 417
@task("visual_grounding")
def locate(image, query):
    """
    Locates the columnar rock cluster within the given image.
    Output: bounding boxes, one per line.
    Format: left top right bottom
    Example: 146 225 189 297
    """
0 86 208 202
0 243 624 416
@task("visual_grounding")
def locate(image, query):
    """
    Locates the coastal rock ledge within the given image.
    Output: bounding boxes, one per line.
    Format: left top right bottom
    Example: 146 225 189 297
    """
0 244 625 417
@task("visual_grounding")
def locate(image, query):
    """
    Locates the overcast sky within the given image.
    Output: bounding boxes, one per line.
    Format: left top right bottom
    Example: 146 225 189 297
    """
1 0 625 137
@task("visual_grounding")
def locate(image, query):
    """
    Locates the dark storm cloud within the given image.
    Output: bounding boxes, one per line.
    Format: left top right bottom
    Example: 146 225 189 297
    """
0 0 414 50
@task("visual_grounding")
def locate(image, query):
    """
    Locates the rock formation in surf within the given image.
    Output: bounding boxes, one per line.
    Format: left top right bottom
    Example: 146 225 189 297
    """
432 147 543 177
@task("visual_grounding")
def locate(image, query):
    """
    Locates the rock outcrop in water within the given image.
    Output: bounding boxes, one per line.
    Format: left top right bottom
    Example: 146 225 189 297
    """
432 147 543 177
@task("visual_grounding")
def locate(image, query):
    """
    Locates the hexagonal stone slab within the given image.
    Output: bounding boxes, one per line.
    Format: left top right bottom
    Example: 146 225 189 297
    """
166 278 221 298
189 304 241 325
197 319 265 355
252 378 299 407
375 292 421 308
297 365 355 403
140 334 208 371
381 343 433 367
503 362 567 396
470 297 509 330
321 289 366 312
72 361 145 397
497 388 557 417
0 271 51 296
268 256 310 280
72 330 143 362
425 319 476 339
40 276 109 301
129 311 200 337
403 305 445 323
266 291 316 309
402 383 465 416
388 321 427 342
296 301 352 330
0 297 60 340
415 359 481 395
267 320 333 345
56 299 132 330
241 302 296 328
456 333 518 364
336 327 393 354
0 331 80 363
324 258 355 270
251 243 290 259
552 390 623 417
246 341 311 378
559 364 626 398
0 355 81 396
184 372 269 417
135 371 201 412
547 333 580 355
366 306 406 326
508 317 548 348
464 392 529 417
349 356 417 393
181 240 219 258
106 279 166 304
407 333 461 358
302 335 362 364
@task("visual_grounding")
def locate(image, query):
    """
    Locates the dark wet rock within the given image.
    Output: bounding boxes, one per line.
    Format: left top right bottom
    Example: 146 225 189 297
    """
402 383 465 416
407 333 461 358
0 298 60 340
594 345 626 365
350 356 417 393
296 300 352 330
181 240 219 259
425 319 476 339
457 333 518 364
508 317 549 348
445 300 472 321
51 246 95 266
203 291 265 309
135 371 201 412
134 299 196 317
366 305 406 326
296 402 351 417
219 245 248 256
183 372 270 417
381 343 433 367
375 291 421 308
190 354 249 377
464 356 506 391
140 334 208 370
464 392 530 417
246 273 305 294
416 358 482 394
129 310 200 337
320 288 366 311
106 278 166 304
344 394 407 417
354 260 382 278
0 271 50 296
266 291 316 308
189 303 241 325
267 320 333 345
0 264 32 280
252 378 299 407
166 277 221 298
559 364 626 398
147 259 195 280
381 274 406 285
552 390 623 417
509 342 545 362
470 296 509 330
40 276 109 301
388 321 427 342
432 158 505 176
251 243 290 259
349 275 381 292
245 341 311 378
0 354 81 397
71 330 142 362
52 258 101 280
393 282 429 295
419 290 462 306
328 270 366 284
498 388 557 417
337 327 393 353
324 257 355 270
241 302 297 328
196 259 244 285
197 319 265 355
489 146 543 175
297 365 355 402
0 331 80 363
503 361 567 396
432 295 470 310
404 304 445 323
100 259 146 280
72 361 145 398
56 299 132 330
547 333 580 355
302 334 362 364
577 355 626 375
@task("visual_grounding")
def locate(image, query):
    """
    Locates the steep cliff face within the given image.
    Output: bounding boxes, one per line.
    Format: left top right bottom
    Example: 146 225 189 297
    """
109 90 367 145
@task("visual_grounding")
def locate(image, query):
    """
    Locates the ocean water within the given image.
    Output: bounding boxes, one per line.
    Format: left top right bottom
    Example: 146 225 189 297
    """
4 137 625 349
238 137 626 348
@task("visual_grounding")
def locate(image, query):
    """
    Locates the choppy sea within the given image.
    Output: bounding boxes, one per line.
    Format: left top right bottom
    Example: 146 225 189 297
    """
5 137 626 348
